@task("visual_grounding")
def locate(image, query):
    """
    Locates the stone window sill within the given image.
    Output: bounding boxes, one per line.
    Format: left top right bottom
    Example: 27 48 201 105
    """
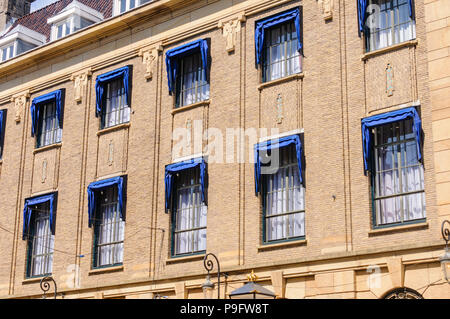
33 142 62 154
171 100 210 115
22 276 51 285
361 39 418 61
166 253 205 265
88 265 124 275
97 122 130 136
258 73 304 91
257 239 307 252
368 221 428 236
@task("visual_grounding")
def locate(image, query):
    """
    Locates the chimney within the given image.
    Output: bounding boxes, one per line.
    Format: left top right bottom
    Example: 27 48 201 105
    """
0 0 32 31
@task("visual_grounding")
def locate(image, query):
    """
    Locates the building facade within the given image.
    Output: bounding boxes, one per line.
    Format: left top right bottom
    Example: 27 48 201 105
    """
0 0 449 299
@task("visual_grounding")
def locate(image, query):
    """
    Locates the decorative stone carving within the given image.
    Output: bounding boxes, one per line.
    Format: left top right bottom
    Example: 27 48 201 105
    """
41 159 48 184
71 69 91 103
386 63 394 97
318 0 333 20
108 140 114 166
139 44 162 80
11 90 30 123
218 13 246 53
276 94 283 124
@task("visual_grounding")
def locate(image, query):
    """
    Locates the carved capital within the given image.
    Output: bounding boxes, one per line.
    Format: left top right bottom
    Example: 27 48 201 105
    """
70 68 92 103
139 44 163 80
218 13 246 53
11 90 30 123
318 0 333 20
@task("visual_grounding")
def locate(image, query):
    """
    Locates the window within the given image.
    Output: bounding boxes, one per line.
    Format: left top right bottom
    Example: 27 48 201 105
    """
371 118 425 227
93 186 125 268
26 202 54 278
365 0 415 52
1 43 15 62
100 77 130 129
172 167 207 256
262 145 305 243
262 21 301 82
55 19 71 39
115 0 151 15
175 52 210 108
36 101 62 148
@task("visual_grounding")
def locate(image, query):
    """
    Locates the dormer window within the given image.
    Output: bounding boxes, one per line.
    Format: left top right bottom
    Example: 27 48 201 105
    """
0 25 45 62
48 0 103 41
114 0 152 15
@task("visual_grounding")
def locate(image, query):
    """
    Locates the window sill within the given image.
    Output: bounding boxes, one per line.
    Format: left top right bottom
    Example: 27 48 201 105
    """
361 39 418 61
171 100 210 115
22 275 51 285
88 265 124 275
258 73 304 91
97 122 130 136
368 221 428 236
257 238 307 252
33 142 62 154
166 253 205 265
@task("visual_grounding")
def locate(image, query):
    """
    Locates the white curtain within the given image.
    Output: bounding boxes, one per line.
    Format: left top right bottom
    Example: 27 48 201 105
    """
31 214 54 276
266 165 305 241
376 140 425 225
98 201 124 266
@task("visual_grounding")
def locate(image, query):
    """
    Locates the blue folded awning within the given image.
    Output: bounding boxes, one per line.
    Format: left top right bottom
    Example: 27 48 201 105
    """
87 176 125 227
23 193 57 240
0 109 5 158
358 0 414 34
361 107 422 172
254 134 303 195
30 90 64 137
165 39 209 95
165 157 207 213
255 7 302 66
95 66 130 117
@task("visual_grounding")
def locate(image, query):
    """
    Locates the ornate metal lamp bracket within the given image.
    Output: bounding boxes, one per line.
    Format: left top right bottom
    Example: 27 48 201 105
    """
40 276 57 299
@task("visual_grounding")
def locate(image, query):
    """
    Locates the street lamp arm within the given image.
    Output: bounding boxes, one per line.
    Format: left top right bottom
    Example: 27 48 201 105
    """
203 253 221 299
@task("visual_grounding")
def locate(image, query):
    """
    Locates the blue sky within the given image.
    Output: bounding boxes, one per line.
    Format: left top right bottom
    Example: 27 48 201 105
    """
30 0 60 12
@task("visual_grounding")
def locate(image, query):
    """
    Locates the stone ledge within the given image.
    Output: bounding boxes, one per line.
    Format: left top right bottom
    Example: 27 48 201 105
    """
361 39 419 61
171 100 210 115
88 265 124 276
368 222 429 236
33 142 62 154
258 72 304 91
257 239 307 252
96 122 130 136
166 253 205 265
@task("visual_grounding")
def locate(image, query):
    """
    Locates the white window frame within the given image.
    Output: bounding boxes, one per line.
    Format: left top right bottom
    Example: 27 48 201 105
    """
113 0 152 16
0 42 16 62
48 0 103 41
0 25 45 62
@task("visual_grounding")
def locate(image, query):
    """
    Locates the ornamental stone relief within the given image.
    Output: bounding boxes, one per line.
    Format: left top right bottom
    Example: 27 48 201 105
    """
218 13 246 53
71 69 91 103
11 90 30 123
139 44 162 80
318 0 333 20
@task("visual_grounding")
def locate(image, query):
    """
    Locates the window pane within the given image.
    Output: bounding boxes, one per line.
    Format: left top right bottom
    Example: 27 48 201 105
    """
102 77 129 129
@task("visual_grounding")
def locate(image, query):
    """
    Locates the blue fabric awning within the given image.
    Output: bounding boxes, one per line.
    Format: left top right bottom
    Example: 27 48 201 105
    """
255 7 302 66
30 90 64 137
23 193 57 240
254 134 303 195
358 0 414 34
87 176 125 227
361 107 422 172
165 39 209 95
95 66 130 117
0 109 5 158
165 157 207 213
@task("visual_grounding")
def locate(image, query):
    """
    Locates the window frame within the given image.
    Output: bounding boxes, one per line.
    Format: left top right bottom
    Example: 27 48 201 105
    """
114 0 151 15
92 185 125 269
170 167 207 257
35 100 62 149
25 202 55 279
261 144 306 244
174 51 210 109
99 76 130 130
0 42 16 62
261 20 302 83
369 118 426 229
364 0 416 52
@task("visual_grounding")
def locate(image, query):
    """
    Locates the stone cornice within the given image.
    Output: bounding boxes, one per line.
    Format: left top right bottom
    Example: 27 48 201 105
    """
0 0 295 103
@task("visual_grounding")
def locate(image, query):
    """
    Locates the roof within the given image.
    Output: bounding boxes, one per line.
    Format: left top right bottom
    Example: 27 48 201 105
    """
1 0 112 42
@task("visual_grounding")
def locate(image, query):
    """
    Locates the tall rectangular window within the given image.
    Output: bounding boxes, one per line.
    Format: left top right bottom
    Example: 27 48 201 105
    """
365 0 415 52
372 118 425 226
262 21 301 83
175 52 210 108
93 186 125 268
37 101 62 148
101 77 130 129
263 145 305 243
26 202 54 278
173 167 207 256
